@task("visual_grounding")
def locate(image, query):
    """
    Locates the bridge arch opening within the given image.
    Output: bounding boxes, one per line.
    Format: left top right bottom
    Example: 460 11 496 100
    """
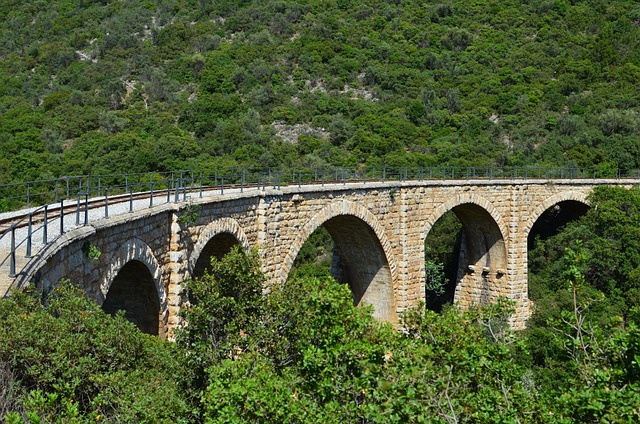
189 218 251 280
102 260 160 335
527 198 590 300
424 211 463 311
285 209 397 323
424 202 508 311
192 233 242 279
528 200 590 250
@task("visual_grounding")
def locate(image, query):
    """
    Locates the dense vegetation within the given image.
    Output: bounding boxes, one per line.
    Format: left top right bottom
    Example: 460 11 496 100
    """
3 0 640 421
2 0 640 184
2 219 640 422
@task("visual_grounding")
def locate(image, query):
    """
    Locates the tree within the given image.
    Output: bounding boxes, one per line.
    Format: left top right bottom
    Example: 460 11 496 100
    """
0 282 189 423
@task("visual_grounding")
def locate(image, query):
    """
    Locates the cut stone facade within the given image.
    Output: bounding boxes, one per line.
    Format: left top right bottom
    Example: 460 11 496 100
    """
12 179 634 337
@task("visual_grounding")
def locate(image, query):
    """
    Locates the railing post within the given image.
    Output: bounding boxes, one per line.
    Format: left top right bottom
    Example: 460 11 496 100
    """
105 189 109 218
150 181 154 208
9 225 16 277
221 177 224 195
298 171 302 188
43 205 48 245
199 172 203 198
84 193 88 225
166 177 171 203
98 177 101 197
26 215 32 258
182 178 187 201
26 182 31 209
241 173 245 193
125 175 129 193
66 176 70 200
174 178 180 202
54 179 59 202
383 167 386 181
76 193 81 225
60 200 64 236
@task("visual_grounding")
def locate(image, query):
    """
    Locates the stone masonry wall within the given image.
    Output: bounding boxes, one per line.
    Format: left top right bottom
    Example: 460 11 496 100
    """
15 179 636 335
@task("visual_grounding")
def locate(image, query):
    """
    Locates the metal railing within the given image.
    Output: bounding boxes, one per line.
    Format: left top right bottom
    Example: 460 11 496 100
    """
3 166 640 214
1 203 55 278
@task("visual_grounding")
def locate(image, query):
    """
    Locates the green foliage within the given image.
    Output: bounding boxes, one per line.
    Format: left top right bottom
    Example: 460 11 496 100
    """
525 186 640 420
175 245 265 407
3 0 640 184
424 211 463 310
2 236 640 420
81 241 101 262
424 250 446 296
203 275 390 422
0 281 189 422
4 0 640 415
373 301 538 423
177 203 201 228
530 186 640 313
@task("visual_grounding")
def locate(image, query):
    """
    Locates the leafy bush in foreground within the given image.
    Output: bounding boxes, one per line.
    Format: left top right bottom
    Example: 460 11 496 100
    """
0 282 190 423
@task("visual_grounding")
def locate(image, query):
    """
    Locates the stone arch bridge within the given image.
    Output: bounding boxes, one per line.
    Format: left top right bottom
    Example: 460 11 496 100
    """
6 179 634 337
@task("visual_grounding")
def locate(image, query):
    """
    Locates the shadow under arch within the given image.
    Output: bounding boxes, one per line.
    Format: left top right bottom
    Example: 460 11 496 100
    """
281 200 398 323
189 218 251 279
423 195 508 309
100 238 166 336
525 191 590 247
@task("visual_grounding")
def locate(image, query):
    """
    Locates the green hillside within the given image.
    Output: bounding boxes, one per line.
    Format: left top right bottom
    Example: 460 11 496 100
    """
2 0 640 183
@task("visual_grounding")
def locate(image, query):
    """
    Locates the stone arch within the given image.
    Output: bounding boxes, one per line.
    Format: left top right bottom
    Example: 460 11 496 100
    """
281 199 398 323
189 218 251 278
524 190 590 236
424 194 509 241
422 194 509 308
100 238 166 336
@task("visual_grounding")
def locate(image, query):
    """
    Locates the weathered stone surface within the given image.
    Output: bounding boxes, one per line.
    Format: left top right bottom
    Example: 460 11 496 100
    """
9 179 636 337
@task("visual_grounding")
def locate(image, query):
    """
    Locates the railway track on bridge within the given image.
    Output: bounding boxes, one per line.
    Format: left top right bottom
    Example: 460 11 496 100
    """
0 178 366 232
